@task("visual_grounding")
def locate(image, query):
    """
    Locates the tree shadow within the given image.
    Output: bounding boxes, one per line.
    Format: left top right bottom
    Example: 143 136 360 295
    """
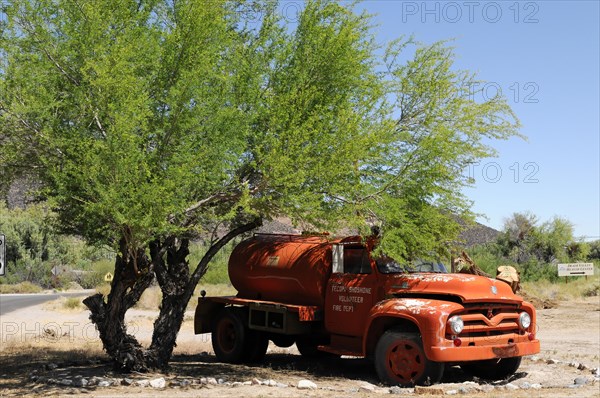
0 347 529 395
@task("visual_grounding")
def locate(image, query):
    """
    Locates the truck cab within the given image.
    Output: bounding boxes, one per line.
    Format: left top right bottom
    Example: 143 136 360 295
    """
194 234 540 386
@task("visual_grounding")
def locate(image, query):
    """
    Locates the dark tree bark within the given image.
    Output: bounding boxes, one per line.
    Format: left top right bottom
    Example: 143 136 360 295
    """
83 239 154 371
83 218 261 372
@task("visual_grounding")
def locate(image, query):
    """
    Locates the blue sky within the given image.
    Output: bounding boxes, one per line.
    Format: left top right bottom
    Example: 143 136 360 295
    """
343 0 599 239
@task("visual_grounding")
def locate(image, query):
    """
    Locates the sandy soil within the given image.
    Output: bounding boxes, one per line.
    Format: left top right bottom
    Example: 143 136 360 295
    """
0 295 598 397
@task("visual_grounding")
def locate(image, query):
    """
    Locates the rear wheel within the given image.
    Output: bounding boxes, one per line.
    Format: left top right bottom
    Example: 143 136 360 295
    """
212 308 247 363
243 330 269 362
374 331 444 386
461 357 522 380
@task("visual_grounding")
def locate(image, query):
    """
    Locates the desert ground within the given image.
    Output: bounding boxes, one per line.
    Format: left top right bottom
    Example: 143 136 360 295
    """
0 293 599 397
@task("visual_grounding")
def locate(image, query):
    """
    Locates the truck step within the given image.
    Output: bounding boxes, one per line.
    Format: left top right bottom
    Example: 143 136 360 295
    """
318 345 364 357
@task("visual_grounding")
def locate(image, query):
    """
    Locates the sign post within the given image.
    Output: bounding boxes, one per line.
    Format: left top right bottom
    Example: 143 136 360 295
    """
557 263 594 284
0 234 5 276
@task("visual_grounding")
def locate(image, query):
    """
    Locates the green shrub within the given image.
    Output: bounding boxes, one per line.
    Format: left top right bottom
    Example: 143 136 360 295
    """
0 203 115 287
188 241 234 285
583 282 599 297
63 297 82 309
80 259 115 289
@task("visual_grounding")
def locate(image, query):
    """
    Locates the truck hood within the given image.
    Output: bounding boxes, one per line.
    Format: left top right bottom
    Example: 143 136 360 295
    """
384 273 522 304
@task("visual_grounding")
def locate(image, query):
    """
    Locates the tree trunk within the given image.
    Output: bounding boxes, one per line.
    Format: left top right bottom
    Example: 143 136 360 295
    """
83 240 154 372
145 237 190 368
84 219 261 372
144 219 261 369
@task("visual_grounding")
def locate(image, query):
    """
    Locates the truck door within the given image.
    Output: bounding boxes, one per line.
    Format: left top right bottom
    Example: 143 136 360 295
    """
325 245 377 337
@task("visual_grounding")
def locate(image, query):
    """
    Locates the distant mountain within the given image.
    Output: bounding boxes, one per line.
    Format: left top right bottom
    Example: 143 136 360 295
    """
259 217 500 248
457 220 500 247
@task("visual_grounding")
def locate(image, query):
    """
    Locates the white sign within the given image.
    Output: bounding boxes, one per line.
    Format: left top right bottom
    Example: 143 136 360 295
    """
557 263 594 277
0 234 5 276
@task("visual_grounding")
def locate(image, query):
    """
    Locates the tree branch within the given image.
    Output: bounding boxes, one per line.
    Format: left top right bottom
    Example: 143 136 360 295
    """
187 218 262 293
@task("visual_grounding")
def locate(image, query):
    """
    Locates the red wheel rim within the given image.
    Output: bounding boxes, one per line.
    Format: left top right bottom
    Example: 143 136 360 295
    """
216 317 236 354
385 339 426 384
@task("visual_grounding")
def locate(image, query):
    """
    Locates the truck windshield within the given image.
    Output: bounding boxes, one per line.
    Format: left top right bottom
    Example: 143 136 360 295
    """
376 256 448 274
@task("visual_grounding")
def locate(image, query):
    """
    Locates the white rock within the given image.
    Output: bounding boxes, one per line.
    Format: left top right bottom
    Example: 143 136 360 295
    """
74 377 88 387
569 362 579 368
297 379 317 390
264 379 277 387
251 377 261 385
531 383 542 389
504 383 519 390
98 380 111 387
445 390 458 396
360 383 376 392
207 377 218 385
574 377 588 386
135 380 150 387
520 382 531 390
150 377 166 388
242 381 252 385
480 385 494 392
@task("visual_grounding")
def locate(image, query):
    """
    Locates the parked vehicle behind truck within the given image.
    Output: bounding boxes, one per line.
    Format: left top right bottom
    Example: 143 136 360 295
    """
194 233 540 386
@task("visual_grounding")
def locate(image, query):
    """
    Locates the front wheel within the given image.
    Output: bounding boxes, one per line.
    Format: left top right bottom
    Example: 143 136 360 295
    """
461 357 522 380
374 331 444 386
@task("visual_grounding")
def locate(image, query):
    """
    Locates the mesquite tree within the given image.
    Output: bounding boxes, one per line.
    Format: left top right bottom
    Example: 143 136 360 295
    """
0 0 519 371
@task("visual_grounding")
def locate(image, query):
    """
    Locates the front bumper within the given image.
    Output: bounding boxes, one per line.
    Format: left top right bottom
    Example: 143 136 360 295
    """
428 337 540 362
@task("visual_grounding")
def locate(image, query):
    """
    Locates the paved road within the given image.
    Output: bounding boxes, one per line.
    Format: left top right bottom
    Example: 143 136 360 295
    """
0 290 94 316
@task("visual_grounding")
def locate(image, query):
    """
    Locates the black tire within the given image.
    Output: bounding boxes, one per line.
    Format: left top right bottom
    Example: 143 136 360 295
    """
461 357 522 380
271 335 296 348
243 330 269 362
374 331 444 386
212 308 247 363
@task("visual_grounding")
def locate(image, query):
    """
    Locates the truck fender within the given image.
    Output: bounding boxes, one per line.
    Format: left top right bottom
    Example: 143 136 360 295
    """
363 298 464 358
194 298 226 334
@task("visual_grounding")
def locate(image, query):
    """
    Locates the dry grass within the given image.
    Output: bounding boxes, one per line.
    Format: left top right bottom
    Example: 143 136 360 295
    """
521 273 600 308
135 285 163 310
0 281 43 294
130 283 237 311
95 283 111 296
63 296 83 310
187 283 237 311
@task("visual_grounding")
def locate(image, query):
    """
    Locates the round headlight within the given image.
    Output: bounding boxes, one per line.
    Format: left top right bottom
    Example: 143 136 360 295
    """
519 312 531 329
447 315 464 335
